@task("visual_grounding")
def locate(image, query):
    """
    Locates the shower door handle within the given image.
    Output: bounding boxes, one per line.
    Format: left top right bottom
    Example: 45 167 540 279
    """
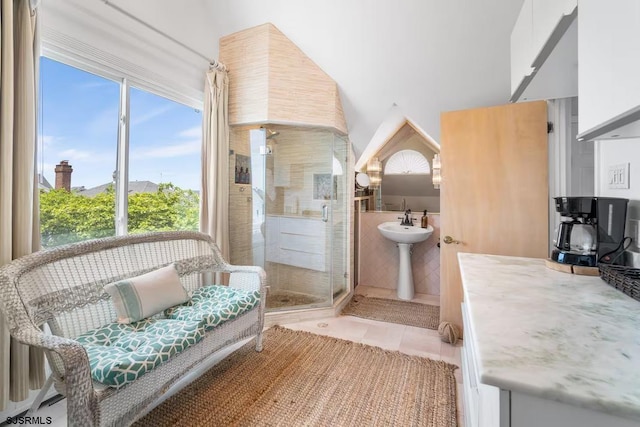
322 204 329 222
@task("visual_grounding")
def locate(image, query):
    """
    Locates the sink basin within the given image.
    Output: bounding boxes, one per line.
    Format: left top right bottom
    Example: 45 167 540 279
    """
377 222 433 244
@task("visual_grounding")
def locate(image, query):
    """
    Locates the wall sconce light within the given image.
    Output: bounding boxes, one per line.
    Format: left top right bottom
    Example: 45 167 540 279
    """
432 154 441 189
367 157 382 188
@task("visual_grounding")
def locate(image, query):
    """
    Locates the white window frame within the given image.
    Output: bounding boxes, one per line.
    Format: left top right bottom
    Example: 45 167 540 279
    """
115 79 130 235
39 46 203 236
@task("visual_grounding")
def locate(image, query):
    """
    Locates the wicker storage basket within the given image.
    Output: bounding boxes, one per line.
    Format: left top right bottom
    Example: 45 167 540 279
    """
598 264 640 302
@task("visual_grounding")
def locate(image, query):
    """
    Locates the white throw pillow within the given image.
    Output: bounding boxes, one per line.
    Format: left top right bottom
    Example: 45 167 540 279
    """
105 264 190 324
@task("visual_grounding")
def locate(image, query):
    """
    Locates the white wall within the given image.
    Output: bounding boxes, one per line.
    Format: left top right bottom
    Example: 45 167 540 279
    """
595 138 640 253
205 0 524 156
39 0 524 157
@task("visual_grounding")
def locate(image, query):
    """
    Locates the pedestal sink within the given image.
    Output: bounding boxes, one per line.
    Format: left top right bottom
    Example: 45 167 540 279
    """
377 222 434 300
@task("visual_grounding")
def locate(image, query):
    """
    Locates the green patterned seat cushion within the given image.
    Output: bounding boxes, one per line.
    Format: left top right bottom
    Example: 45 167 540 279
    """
165 285 261 331
76 318 204 387
74 286 260 387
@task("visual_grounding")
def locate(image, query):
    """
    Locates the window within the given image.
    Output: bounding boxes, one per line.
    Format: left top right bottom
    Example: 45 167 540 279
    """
38 57 202 248
128 87 201 234
383 149 431 175
39 58 120 247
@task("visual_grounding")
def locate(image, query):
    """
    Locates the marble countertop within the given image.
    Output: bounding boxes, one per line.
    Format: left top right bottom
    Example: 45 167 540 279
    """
458 253 640 422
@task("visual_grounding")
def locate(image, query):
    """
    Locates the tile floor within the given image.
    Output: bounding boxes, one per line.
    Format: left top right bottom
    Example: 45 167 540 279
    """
18 286 464 426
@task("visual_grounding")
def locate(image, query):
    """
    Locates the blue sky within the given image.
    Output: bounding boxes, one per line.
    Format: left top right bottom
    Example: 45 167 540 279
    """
39 57 202 191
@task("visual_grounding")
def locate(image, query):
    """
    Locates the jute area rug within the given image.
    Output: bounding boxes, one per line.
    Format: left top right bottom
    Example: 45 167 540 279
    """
135 326 458 427
341 294 440 330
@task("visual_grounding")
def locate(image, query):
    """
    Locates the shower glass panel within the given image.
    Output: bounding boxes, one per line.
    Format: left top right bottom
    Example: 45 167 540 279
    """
232 125 348 312
249 129 267 268
331 134 349 300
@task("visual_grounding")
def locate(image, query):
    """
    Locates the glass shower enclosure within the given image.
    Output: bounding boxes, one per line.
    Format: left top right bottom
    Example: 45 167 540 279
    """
230 125 349 312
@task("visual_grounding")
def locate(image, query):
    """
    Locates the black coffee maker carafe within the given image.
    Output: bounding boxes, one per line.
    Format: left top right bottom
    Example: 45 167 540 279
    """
551 197 628 266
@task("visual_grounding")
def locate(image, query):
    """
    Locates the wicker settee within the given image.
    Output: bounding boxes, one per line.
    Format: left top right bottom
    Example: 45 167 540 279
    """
0 231 267 427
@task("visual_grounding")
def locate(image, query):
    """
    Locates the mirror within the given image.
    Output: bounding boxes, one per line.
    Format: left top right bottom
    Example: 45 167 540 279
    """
366 123 440 213
381 173 440 212
355 172 370 188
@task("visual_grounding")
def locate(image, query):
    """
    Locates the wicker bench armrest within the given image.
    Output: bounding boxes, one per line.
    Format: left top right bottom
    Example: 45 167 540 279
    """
12 326 98 425
226 265 264 274
226 266 267 293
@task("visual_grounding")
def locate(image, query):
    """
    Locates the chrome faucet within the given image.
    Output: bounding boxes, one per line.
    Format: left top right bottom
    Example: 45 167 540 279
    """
398 209 414 226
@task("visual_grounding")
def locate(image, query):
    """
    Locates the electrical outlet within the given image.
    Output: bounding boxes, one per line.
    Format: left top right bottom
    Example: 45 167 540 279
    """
608 163 630 189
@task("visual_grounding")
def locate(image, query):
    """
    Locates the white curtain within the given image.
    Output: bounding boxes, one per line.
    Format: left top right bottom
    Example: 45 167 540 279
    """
0 0 45 410
200 68 230 263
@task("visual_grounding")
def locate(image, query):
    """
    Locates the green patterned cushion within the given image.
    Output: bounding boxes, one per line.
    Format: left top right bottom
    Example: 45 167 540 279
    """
76 319 204 387
165 285 261 331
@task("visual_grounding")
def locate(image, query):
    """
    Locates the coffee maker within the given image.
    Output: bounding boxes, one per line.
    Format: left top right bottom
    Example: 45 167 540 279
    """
551 197 628 266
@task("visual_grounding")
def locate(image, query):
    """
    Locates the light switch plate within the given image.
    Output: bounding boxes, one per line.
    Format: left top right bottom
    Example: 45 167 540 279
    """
608 163 630 189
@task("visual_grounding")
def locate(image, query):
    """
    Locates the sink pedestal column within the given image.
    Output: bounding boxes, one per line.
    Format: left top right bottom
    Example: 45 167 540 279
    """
396 243 414 300
377 222 432 300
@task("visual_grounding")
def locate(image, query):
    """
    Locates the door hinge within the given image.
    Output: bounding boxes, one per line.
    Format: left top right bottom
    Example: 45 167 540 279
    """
547 122 554 134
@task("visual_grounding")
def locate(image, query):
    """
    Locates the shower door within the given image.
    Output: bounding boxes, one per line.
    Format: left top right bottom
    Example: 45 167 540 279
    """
248 126 348 311
330 133 349 300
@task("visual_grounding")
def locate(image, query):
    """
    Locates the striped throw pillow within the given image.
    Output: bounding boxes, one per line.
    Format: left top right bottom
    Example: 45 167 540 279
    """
105 264 190 323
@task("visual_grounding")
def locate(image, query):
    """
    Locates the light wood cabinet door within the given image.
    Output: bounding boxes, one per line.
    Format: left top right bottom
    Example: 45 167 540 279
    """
440 101 549 332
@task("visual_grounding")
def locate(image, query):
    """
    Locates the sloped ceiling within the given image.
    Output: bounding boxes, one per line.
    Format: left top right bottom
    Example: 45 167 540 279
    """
41 0 524 160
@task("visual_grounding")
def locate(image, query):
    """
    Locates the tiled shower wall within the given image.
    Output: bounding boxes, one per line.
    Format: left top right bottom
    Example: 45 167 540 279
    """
228 125 255 267
358 212 440 295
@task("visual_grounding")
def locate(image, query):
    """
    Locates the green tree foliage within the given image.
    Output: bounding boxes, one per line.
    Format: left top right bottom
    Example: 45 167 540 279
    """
40 184 199 248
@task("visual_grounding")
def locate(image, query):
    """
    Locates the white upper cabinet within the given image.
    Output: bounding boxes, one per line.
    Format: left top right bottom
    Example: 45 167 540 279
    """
510 0 534 97
510 0 578 102
531 0 578 65
578 0 640 140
